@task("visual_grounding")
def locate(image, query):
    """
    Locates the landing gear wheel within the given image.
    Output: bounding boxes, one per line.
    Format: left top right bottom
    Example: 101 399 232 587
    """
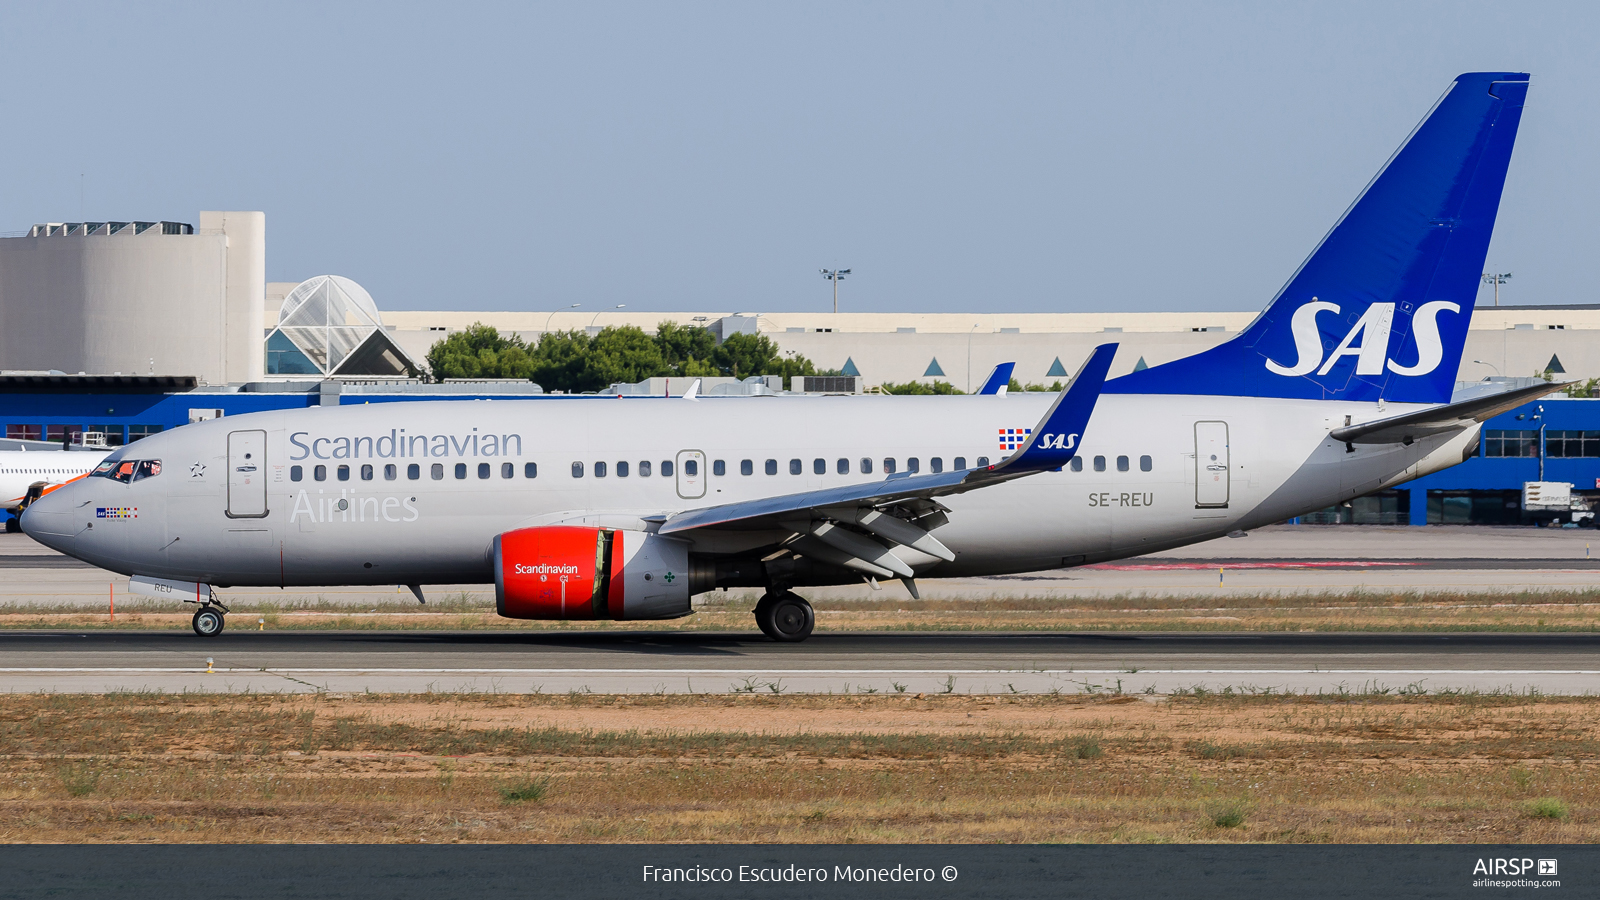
192 606 225 637
4 518 19 534
754 591 814 643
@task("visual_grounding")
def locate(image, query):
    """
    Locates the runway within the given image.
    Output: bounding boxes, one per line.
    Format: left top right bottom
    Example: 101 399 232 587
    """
4 630 1597 695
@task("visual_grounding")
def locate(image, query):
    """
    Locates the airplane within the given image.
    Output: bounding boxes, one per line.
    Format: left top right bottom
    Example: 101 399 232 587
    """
1 449 111 531
22 72 1549 641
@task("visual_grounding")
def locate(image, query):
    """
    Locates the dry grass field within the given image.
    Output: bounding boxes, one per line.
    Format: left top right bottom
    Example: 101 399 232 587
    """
0 691 1595 844
5 586 1600 633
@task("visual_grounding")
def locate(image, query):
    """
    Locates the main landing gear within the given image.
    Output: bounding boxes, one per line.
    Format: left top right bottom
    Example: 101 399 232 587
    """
754 590 814 643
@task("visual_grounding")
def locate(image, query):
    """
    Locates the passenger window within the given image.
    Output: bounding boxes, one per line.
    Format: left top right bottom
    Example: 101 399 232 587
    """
290 465 303 482
765 459 777 476
571 461 584 478
617 461 629 477
1093 456 1106 472
883 458 896 475
337 465 350 481
1140 455 1152 472
661 460 674 477
134 460 162 481
1070 457 1082 472
361 464 374 481
454 463 467 479
714 460 726 476
525 462 538 478
740 459 753 476
684 460 697 476
976 456 989 468
907 458 920 473
407 463 420 480
837 458 849 475
314 465 327 481
790 459 802 475
931 457 943 474
639 460 651 477
859 458 872 474
1117 455 1129 472
385 464 397 480
501 462 513 478
595 461 607 478
953 456 966 470
814 458 825 475
432 463 444 480
478 463 491 479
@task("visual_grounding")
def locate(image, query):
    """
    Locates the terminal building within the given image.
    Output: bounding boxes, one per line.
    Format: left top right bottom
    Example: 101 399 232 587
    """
1 210 1598 526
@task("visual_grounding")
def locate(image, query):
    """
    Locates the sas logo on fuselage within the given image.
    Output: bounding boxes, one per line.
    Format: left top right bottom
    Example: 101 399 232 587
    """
1264 299 1460 378
96 507 137 519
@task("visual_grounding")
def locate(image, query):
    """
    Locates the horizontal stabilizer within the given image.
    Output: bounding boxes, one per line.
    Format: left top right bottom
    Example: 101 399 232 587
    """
1331 381 1569 445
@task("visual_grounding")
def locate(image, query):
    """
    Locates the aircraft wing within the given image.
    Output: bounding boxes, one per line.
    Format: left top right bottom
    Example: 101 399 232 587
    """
1330 381 1571 445
656 345 1117 586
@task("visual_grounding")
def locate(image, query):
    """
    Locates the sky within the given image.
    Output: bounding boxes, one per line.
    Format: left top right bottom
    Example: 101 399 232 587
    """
1 2 1596 315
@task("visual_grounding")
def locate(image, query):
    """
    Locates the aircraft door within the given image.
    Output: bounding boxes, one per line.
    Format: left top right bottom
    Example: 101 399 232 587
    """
675 449 706 500
227 430 268 518
1194 421 1229 508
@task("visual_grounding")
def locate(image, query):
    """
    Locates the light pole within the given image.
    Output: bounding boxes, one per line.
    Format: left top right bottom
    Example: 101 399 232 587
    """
820 269 850 314
1472 359 1503 378
966 323 979 392
544 303 580 334
590 304 625 331
1482 272 1512 307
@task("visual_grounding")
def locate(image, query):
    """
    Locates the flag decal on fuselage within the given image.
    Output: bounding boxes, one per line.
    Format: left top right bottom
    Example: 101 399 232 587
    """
999 428 1032 451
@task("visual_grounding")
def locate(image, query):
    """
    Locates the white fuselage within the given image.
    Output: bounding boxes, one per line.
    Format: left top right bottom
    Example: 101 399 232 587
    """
0 450 109 508
20 394 1474 588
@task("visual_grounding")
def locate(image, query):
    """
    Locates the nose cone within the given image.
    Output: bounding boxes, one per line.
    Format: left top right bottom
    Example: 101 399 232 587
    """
20 483 81 555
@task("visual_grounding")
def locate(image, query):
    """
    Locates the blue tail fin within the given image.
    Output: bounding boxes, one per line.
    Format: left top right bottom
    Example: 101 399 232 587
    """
1107 72 1528 403
977 362 1016 395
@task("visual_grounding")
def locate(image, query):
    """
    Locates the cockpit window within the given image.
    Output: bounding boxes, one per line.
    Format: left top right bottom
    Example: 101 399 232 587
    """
95 459 160 483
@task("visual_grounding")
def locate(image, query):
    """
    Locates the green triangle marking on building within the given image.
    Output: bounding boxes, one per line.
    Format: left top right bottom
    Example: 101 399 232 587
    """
1132 357 1148 372
840 357 860 377
1046 357 1068 378
1546 354 1566 374
923 357 946 377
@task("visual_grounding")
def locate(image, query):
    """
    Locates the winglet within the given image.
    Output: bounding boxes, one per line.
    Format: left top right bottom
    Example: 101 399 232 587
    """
977 363 1016 396
683 378 701 402
991 344 1116 475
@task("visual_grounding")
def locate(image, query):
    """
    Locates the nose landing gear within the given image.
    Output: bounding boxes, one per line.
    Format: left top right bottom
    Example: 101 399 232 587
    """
191 606 226 637
754 590 814 642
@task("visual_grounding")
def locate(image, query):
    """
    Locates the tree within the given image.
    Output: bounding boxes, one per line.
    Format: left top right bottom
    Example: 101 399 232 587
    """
424 319 823 393
426 323 537 380
880 380 964 395
1007 378 1066 393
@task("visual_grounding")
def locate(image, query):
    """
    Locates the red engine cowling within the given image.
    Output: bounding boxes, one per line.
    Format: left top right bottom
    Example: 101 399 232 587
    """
494 526 694 620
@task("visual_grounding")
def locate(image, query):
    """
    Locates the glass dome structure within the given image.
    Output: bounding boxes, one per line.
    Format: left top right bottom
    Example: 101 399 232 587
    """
264 276 418 377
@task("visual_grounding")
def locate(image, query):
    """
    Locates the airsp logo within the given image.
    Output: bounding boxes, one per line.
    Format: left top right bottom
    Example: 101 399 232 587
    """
1265 299 1460 378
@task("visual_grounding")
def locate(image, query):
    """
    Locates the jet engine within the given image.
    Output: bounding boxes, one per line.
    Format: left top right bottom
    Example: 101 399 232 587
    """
494 525 703 620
